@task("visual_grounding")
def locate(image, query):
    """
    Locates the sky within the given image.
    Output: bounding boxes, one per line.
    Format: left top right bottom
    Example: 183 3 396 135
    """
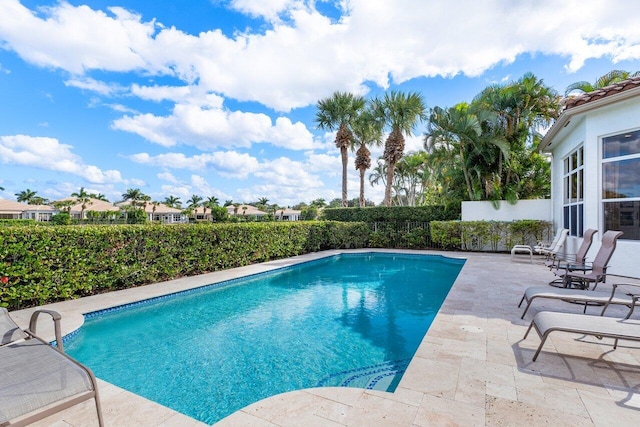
1 0 640 207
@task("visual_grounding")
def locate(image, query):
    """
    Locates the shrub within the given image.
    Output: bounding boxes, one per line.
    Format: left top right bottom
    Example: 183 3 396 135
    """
431 220 552 251
321 205 460 222
0 221 369 310
51 212 71 225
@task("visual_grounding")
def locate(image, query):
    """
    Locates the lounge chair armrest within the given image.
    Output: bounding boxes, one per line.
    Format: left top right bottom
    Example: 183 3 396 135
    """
27 309 65 352
566 262 592 272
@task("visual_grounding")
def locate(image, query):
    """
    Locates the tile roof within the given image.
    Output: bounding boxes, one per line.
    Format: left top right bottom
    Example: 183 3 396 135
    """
564 76 640 110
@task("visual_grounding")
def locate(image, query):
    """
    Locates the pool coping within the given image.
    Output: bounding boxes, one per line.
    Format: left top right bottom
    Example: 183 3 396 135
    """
10 248 640 426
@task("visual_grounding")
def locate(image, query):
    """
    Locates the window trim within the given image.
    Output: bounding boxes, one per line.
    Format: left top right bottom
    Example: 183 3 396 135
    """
562 145 584 237
600 128 640 241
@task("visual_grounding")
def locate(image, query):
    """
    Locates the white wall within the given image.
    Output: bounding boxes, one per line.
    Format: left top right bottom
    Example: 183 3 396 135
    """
461 199 552 222
549 96 640 278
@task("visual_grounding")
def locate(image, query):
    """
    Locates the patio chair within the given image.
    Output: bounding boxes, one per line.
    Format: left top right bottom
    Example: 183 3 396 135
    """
533 228 568 256
0 307 104 427
518 283 640 319
523 292 640 361
551 230 623 289
545 228 597 270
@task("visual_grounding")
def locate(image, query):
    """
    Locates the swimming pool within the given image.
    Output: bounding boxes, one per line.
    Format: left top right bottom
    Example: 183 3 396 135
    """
65 252 464 424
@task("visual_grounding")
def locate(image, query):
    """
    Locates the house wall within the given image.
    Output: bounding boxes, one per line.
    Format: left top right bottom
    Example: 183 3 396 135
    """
549 96 640 277
461 200 552 222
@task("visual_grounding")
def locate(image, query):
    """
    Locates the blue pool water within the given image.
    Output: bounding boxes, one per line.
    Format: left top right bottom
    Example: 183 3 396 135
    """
65 253 464 424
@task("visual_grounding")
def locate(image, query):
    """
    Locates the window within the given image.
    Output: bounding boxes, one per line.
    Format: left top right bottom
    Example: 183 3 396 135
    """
563 146 584 237
602 130 640 240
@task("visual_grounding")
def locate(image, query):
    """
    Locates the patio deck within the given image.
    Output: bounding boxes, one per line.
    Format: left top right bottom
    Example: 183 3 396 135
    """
9 249 640 426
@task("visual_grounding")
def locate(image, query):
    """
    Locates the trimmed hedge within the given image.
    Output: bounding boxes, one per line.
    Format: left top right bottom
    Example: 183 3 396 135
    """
321 205 460 222
430 220 553 251
0 221 369 310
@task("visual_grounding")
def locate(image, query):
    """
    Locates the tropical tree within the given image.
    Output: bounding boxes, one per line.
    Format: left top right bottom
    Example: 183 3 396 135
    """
256 197 269 210
372 91 426 206
425 104 487 200
206 196 219 207
71 187 92 219
90 193 108 201
565 69 640 96
315 91 366 207
53 200 74 213
122 188 145 207
163 195 181 208
224 200 233 207
15 188 38 204
188 195 203 216
472 72 559 201
351 106 384 207
310 198 326 208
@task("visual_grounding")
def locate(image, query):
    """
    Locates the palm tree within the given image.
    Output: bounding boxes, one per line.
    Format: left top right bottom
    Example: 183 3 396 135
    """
224 200 233 207
565 69 640 96
163 195 181 208
188 195 203 218
15 189 38 204
372 91 426 206
206 196 219 207
71 187 92 219
90 193 108 201
351 106 383 207
425 104 486 200
71 187 90 199
310 198 326 208
151 201 159 218
122 188 145 207
315 91 366 207
256 197 269 210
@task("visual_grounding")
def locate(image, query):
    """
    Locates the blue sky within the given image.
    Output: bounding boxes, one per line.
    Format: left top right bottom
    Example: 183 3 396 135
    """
1 0 639 207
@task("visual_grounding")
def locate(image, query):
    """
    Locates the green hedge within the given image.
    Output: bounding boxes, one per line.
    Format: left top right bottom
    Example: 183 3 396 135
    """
0 221 369 310
430 220 553 251
321 205 460 222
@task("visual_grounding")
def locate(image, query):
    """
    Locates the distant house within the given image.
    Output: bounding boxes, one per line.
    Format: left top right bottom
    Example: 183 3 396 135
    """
56 197 120 220
226 204 268 219
539 76 640 277
115 201 186 223
0 199 54 221
275 208 302 221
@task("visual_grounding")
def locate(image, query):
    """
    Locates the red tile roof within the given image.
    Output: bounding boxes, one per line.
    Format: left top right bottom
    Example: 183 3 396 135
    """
564 76 640 110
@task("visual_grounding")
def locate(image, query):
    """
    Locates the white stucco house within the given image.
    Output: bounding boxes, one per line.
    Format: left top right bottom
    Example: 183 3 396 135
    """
540 77 640 277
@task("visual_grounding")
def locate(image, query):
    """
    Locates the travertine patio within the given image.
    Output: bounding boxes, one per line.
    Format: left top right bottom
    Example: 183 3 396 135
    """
9 249 640 426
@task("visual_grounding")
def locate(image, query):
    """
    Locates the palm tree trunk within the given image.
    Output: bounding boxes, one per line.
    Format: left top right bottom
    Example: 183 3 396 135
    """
341 146 348 207
384 162 396 206
359 167 366 207
459 146 474 200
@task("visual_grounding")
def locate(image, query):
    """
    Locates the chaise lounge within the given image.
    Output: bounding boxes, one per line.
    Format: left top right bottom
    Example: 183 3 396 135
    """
0 307 103 427
523 295 640 361
518 283 640 319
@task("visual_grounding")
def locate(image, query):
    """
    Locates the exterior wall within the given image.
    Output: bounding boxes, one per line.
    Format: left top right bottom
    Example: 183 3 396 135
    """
549 96 640 277
461 200 552 222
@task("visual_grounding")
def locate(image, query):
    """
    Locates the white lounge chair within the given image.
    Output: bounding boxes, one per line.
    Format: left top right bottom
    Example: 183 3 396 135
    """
0 308 104 427
533 228 568 256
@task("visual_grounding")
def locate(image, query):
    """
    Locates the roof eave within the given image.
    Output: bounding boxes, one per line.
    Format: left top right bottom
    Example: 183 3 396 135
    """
540 86 640 152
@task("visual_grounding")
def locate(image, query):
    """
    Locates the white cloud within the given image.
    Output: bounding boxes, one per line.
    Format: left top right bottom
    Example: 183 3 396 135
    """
64 77 126 96
113 102 315 150
0 134 125 184
3 0 640 112
157 171 178 183
129 150 260 178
